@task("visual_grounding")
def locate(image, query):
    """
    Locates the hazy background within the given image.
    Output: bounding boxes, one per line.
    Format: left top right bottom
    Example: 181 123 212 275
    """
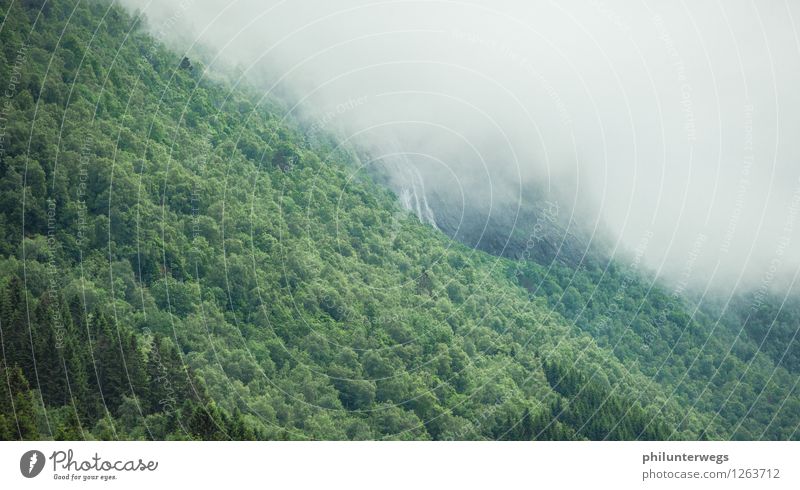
121 0 800 295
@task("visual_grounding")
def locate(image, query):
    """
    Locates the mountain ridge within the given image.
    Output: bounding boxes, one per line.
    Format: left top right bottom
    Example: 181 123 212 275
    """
0 0 796 441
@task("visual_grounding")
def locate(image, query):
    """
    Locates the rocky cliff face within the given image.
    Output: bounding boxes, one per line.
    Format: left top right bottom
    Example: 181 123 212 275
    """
391 174 604 269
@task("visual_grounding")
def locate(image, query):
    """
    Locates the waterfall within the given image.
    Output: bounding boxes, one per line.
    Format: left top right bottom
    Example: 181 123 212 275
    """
378 141 437 228
398 165 436 227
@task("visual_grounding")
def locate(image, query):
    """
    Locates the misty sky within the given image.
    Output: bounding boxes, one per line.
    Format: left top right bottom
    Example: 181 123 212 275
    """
121 0 800 294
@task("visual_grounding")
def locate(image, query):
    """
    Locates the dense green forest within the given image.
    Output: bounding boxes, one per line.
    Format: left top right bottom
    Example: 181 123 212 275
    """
0 0 798 440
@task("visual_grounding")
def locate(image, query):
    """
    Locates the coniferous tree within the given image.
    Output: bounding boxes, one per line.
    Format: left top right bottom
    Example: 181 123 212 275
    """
0 366 40 440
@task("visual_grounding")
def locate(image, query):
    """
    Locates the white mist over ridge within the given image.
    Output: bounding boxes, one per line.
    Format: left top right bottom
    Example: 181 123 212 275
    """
122 0 800 294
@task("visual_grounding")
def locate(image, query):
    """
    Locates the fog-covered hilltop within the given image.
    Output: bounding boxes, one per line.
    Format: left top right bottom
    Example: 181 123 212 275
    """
0 0 798 441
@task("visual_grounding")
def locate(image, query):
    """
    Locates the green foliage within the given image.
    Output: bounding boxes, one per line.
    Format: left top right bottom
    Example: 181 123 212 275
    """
0 0 796 441
513 258 800 440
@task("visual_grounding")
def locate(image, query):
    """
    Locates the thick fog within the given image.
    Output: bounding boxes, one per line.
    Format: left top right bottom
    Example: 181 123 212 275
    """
121 0 800 295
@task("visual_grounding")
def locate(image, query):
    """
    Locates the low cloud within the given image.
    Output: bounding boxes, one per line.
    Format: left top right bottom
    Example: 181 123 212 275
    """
122 0 800 295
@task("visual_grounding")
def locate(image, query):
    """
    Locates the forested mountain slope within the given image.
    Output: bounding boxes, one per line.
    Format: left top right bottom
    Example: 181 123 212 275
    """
0 0 797 440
